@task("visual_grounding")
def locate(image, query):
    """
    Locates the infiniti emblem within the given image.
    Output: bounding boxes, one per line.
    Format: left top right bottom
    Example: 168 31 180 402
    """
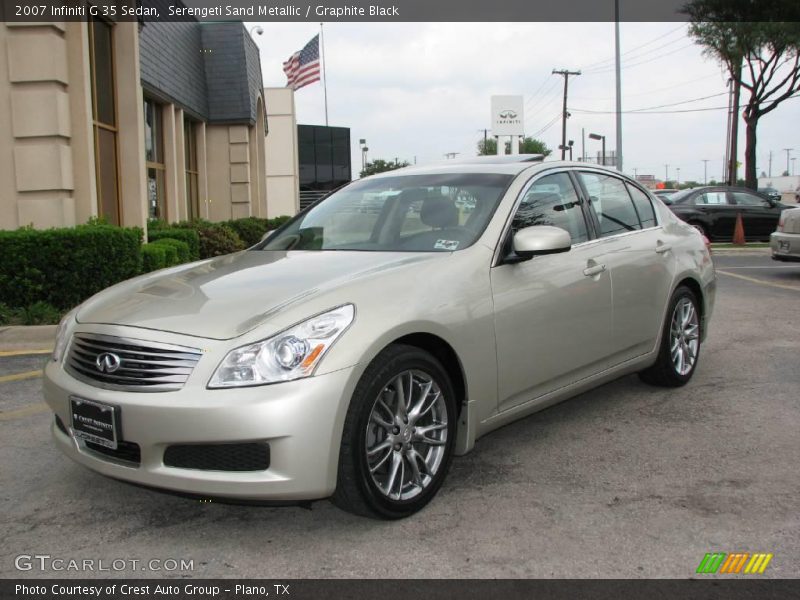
95 352 122 373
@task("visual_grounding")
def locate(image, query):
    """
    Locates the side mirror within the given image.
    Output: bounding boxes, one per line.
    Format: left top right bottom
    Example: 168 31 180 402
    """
507 225 572 263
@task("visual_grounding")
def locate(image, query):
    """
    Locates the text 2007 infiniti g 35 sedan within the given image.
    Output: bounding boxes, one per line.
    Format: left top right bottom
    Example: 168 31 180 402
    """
45 159 715 518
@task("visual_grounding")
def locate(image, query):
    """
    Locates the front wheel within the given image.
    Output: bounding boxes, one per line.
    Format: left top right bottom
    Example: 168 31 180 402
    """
639 286 701 387
332 344 457 519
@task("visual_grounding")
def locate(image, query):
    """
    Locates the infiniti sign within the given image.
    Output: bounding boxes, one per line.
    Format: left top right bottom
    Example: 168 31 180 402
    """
95 352 121 373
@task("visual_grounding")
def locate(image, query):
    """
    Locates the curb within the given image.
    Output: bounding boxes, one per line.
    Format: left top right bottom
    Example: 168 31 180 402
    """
0 325 56 352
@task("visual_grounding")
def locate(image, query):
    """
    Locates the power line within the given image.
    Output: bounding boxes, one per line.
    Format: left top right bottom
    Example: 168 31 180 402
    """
582 34 689 74
529 112 562 137
571 91 800 115
583 42 697 76
579 23 686 71
573 91 729 114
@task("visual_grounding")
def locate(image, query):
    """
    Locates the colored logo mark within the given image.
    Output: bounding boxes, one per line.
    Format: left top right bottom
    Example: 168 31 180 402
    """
696 552 773 574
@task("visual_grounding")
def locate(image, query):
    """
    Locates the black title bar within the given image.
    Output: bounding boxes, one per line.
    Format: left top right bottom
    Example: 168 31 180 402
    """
0 0 732 23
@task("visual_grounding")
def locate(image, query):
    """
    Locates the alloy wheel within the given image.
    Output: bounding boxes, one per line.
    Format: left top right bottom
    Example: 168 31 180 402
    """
365 369 448 501
670 297 700 376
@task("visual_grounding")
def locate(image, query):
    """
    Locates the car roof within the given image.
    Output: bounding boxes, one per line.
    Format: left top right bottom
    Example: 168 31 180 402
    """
366 158 628 179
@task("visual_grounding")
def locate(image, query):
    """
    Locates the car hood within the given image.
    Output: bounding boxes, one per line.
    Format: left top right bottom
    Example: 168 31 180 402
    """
77 250 444 340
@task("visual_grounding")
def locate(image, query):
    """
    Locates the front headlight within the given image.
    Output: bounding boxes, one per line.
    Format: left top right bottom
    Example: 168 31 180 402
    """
52 307 79 362
208 304 355 388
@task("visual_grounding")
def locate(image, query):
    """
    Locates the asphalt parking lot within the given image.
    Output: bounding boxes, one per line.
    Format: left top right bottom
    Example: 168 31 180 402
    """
1 249 798 579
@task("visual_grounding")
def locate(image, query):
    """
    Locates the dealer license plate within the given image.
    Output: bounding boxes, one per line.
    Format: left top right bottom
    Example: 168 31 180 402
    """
70 397 118 449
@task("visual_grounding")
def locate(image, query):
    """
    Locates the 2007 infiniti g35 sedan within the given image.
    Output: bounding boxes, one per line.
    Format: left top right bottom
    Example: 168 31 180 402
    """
44 159 715 518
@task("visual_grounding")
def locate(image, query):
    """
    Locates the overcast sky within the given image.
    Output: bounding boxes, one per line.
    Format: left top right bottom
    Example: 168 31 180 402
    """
247 21 800 184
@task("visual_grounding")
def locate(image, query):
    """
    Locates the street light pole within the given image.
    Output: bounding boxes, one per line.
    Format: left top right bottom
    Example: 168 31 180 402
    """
665 164 669 182
676 167 681 185
588 133 605 165
702 159 709 185
783 148 794 174
614 0 623 172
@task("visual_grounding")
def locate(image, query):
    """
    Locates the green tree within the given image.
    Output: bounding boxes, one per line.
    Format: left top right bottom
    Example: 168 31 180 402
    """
477 136 552 157
685 1 800 190
360 158 410 178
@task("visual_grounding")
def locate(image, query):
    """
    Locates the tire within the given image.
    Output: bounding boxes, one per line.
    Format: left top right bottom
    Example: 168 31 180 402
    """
639 285 701 387
332 344 457 519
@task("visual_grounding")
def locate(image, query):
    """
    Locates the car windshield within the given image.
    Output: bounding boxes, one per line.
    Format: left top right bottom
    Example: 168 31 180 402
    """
258 173 513 252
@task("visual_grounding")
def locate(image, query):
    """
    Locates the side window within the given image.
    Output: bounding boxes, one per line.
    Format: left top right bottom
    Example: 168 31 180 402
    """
626 184 658 228
695 192 728 205
512 173 589 244
731 192 770 207
578 172 641 237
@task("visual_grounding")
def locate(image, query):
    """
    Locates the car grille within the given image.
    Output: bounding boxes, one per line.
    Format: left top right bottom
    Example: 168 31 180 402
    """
65 333 202 392
163 443 270 472
85 440 142 465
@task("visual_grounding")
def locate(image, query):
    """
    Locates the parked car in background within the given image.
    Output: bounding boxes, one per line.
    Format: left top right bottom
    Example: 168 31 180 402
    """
44 160 715 519
665 186 790 242
759 187 782 203
771 206 800 262
654 189 679 203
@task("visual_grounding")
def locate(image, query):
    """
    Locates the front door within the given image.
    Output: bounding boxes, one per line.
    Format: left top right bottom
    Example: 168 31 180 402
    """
491 172 614 412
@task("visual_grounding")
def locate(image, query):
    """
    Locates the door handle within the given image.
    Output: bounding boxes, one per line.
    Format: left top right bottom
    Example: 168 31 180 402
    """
583 264 606 277
655 242 672 254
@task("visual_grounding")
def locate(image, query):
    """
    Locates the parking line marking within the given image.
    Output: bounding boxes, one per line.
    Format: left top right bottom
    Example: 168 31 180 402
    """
0 349 52 357
0 402 49 421
716 269 800 292
0 370 43 383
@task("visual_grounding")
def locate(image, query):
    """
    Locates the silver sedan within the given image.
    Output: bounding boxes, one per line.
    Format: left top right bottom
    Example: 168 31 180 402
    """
44 159 715 518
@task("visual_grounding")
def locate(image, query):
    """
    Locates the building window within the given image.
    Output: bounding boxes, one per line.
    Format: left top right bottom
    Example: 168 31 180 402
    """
88 18 120 225
144 98 166 220
184 119 199 221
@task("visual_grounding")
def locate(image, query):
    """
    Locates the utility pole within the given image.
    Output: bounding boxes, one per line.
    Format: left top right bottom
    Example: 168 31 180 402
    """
768 151 773 177
702 159 709 184
552 68 581 160
633 167 638 179
783 148 794 174
676 167 681 185
664 164 669 182
614 0 623 172
728 64 742 186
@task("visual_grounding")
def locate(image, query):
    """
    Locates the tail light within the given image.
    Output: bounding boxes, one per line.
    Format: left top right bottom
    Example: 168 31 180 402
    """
702 234 712 254
777 211 786 232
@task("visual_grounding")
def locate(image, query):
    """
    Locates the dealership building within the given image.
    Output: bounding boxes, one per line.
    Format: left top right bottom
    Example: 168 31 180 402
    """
0 13 318 231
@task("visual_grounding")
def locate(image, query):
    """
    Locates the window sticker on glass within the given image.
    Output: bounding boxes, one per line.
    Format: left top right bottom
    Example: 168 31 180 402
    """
434 239 460 250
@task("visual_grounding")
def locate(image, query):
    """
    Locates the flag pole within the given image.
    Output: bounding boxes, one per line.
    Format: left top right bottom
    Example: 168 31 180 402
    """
320 23 329 126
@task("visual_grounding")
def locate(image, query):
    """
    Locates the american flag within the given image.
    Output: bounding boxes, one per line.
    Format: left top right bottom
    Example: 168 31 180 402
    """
283 34 321 91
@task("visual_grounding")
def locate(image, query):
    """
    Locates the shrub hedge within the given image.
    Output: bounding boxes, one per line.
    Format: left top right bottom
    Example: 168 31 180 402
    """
151 237 190 264
1 215 292 313
227 216 291 246
0 224 142 310
148 228 200 260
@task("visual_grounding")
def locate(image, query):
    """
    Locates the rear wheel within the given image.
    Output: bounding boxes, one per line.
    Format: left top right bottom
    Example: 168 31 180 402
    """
332 344 456 519
639 286 701 387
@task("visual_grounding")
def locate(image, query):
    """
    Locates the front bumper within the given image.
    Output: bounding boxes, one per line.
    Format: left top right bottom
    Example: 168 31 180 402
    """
770 231 800 261
44 356 360 501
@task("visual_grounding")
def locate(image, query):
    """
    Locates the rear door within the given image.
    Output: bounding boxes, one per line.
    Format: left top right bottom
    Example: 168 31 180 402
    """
730 190 781 239
692 189 738 239
576 172 674 364
490 171 614 412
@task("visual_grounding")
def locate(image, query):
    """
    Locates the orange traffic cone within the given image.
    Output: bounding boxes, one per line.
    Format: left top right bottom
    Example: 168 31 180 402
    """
733 212 746 245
